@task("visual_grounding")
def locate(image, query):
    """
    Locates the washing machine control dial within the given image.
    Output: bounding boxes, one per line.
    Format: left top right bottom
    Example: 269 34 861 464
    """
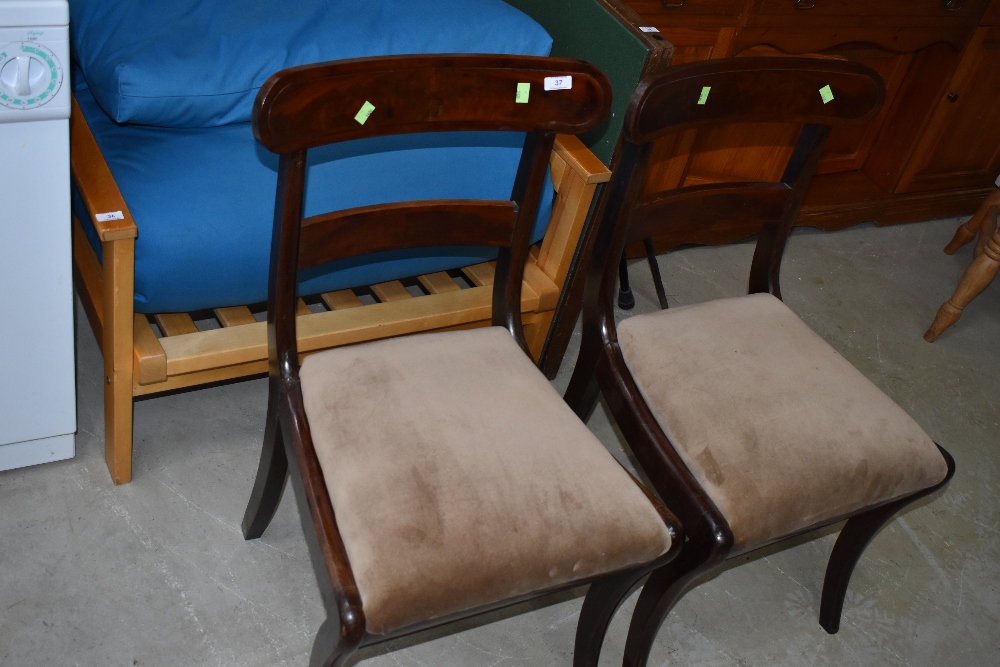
0 43 63 110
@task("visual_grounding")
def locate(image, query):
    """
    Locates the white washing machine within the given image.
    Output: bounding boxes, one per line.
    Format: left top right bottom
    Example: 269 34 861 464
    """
0 0 75 471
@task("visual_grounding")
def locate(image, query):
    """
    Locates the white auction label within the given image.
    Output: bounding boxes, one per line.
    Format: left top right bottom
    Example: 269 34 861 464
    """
96 211 125 222
544 76 573 91
639 26 660 33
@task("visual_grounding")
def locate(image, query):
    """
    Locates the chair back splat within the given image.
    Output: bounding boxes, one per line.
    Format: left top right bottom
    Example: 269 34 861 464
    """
589 57 884 327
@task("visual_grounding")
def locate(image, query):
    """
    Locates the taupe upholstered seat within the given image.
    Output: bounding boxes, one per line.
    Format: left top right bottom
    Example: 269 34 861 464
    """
616 293 949 553
299 326 674 635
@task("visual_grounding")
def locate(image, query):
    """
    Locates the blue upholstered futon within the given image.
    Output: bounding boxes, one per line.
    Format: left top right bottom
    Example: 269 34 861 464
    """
70 0 556 313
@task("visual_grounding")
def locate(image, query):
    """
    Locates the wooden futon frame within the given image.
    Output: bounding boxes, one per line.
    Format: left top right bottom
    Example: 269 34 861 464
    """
70 96 610 484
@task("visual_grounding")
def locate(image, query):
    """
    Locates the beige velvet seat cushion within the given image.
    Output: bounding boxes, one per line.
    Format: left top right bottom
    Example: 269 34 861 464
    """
617 293 948 553
299 326 673 635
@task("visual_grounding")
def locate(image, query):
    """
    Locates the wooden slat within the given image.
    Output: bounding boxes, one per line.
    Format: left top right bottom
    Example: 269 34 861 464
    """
154 313 199 337
133 314 167 385
417 272 462 294
70 96 137 243
321 290 364 310
214 306 257 327
134 359 269 396
297 299 312 316
156 285 543 378
371 280 413 302
72 216 105 343
461 262 496 287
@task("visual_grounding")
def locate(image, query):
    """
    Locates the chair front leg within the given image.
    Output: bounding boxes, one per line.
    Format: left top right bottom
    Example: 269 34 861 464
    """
310 616 359 667
242 377 289 539
574 568 649 667
102 236 136 484
820 446 955 633
623 527 728 667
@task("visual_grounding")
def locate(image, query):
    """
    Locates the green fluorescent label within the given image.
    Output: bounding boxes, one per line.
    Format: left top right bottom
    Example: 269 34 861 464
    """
354 101 376 124
819 85 834 104
516 82 530 104
697 86 711 105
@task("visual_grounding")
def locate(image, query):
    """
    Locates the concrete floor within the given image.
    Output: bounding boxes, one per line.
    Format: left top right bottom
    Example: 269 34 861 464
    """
1 216 998 666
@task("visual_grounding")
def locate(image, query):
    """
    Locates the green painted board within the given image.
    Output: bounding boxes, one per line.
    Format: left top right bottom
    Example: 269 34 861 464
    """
508 0 651 166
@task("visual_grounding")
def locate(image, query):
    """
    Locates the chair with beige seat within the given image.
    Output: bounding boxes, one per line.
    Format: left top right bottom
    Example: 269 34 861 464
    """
564 57 955 665
239 54 682 667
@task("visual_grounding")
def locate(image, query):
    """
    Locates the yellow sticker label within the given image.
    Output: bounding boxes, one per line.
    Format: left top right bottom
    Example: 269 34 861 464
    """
697 86 711 105
819 85 834 104
354 101 376 124
516 82 530 104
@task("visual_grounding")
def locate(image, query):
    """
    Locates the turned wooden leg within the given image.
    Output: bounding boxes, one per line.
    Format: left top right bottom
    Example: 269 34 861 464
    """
242 379 288 539
974 208 998 259
925 220 1000 341
944 192 1000 254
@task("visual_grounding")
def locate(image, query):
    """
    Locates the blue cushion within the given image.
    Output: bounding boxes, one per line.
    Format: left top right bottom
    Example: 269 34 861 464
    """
70 0 553 127
74 83 555 314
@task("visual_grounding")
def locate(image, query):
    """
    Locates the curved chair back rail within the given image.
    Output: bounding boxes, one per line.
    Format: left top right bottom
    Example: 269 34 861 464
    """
254 54 612 152
624 57 884 145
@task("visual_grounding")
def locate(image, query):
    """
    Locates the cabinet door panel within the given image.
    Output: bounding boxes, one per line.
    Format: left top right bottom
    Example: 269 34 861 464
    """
814 47 912 174
899 27 1000 192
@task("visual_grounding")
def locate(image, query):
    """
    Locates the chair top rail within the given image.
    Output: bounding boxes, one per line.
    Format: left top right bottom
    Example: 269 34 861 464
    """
254 54 612 153
625 57 886 145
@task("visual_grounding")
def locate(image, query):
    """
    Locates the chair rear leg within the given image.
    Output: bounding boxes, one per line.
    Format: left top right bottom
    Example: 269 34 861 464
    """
242 386 288 539
617 254 636 310
643 239 669 310
574 569 648 667
820 446 955 633
564 336 604 420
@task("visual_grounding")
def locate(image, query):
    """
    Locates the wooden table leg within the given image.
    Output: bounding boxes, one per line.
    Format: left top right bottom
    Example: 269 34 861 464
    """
925 215 1000 342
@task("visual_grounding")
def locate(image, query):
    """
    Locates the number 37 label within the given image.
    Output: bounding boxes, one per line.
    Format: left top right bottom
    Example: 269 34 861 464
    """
544 76 573 91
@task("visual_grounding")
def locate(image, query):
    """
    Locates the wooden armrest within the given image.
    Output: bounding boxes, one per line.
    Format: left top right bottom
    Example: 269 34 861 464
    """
553 134 612 185
70 95 138 243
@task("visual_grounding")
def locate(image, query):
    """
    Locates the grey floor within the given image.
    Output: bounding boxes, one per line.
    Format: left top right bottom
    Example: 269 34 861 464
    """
2 216 998 666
